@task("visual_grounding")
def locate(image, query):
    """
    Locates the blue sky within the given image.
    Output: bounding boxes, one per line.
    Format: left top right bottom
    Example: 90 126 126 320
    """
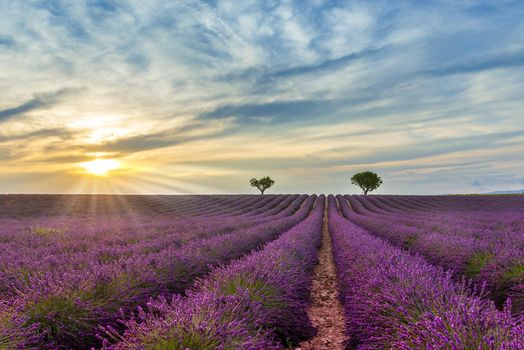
0 0 523 194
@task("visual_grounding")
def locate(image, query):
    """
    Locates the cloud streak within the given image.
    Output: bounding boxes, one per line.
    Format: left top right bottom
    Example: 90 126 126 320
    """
199 99 335 125
0 88 80 122
0 0 523 194
0 128 72 143
0 35 16 48
423 50 524 77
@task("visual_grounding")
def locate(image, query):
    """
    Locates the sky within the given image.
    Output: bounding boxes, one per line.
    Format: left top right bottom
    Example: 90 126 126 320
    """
1 0 524 195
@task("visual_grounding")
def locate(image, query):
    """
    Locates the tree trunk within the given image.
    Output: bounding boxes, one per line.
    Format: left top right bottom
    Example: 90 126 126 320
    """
363 188 369 195
260 189 265 195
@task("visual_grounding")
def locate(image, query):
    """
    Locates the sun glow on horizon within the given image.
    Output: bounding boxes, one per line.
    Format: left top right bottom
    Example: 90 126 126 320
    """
81 159 121 176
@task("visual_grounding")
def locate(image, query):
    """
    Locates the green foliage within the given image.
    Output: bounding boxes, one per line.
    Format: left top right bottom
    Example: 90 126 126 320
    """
350 171 383 195
26 294 95 347
505 264 524 312
140 296 256 350
0 309 23 350
145 332 221 350
403 234 418 249
463 251 493 278
31 226 63 237
219 274 286 311
24 272 155 348
250 176 275 195
503 263 524 281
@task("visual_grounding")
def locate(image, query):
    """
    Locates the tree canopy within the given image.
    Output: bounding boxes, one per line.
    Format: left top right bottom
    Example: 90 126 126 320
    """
350 171 382 195
250 176 275 195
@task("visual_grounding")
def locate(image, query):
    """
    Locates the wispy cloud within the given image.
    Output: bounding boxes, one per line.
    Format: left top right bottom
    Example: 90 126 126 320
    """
423 50 524 77
0 127 72 143
199 99 337 125
0 88 81 122
0 35 16 48
83 121 229 154
329 130 524 166
0 0 523 193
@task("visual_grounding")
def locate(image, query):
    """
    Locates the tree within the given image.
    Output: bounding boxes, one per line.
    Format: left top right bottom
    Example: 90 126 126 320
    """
250 176 275 195
351 171 382 195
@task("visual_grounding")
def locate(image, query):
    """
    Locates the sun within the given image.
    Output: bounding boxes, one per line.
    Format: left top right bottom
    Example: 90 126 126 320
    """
81 159 121 176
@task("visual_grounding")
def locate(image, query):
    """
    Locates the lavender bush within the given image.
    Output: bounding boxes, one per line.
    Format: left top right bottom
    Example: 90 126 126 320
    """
2 193 522 349
328 195 523 349
0 195 314 349
339 194 524 314
103 196 325 349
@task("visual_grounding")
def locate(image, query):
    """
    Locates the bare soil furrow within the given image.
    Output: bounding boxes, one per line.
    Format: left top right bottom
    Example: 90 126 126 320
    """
295 204 347 350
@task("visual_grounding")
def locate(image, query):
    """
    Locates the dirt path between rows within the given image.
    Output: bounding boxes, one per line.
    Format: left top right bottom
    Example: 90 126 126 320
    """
295 205 347 350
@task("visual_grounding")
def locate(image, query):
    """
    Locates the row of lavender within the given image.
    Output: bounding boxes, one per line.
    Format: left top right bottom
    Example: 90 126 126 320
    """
340 194 524 314
0 194 301 293
0 194 285 218
0 195 296 248
102 195 325 349
328 195 523 349
0 194 314 349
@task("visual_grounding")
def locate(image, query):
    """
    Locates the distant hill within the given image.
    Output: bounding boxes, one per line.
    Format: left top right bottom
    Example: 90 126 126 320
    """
486 189 524 194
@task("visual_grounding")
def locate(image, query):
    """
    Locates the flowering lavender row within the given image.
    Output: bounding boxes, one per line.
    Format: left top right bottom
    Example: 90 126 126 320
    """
0 194 262 218
328 195 523 349
339 195 524 314
213 194 307 220
392 194 524 212
0 194 288 249
184 195 288 218
103 195 325 350
0 195 306 296
356 195 524 306
355 192 524 237
351 195 524 304
0 195 315 349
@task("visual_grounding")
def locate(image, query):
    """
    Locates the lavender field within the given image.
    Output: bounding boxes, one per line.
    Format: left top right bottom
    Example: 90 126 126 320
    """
0 194 523 349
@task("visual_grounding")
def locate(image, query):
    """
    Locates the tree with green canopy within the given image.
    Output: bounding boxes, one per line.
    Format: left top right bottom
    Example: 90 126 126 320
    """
250 176 275 195
351 171 382 195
